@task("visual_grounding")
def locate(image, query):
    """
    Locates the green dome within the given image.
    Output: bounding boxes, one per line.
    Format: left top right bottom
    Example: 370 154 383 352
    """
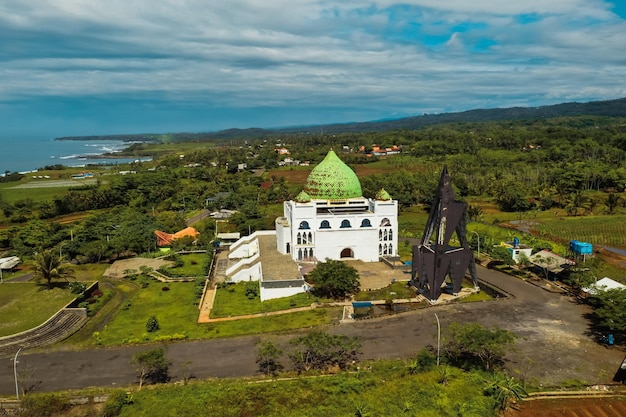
304 150 362 200
295 190 312 203
376 188 391 201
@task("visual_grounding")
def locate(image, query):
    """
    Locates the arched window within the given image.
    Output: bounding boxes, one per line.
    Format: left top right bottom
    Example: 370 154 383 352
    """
297 233 302 245
389 230 393 240
360 219 372 227
383 244 388 255
379 230 383 240
340 248 354 258
310 248 314 259
379 244 382 255
389 244 393 255
299 221 310 230
340 220 351 228
383 230 388 241
298 248 303 260
308 232 313 244
320 220 330 229
380 218 391 227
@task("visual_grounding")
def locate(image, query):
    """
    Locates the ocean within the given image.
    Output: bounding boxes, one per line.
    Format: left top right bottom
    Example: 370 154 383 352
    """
0 137 149 174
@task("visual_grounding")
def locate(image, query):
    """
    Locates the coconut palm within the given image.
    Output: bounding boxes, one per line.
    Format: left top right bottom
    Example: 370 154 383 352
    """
32 248 74 288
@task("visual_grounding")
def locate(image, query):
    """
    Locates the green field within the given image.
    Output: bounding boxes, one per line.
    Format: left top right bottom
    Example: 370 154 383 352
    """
95 279 338 346
211 282 320 317
0 284 77 336
537 215 626 247
114 361 497 417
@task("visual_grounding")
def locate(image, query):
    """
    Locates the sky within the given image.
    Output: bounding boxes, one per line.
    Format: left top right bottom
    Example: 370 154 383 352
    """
1 0 626 139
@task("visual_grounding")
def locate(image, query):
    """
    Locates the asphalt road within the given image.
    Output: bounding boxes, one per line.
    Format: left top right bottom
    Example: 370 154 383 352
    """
1 266 624 395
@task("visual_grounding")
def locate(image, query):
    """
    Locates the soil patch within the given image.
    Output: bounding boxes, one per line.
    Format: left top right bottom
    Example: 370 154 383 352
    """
506 396 626 417
103 257 173 278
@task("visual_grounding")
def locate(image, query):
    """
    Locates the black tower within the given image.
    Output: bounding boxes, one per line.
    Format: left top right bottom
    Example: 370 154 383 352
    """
411 167 479 301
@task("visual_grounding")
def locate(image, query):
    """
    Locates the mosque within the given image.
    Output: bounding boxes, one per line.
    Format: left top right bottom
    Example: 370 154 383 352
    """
276 150 398 262
224 150 398 301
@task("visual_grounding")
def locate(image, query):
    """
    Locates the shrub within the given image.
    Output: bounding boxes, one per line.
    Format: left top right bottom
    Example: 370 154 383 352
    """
68 281 87 294
91 289 104 298
162 286 170 291
19 394 70 417
102 389 133 417
146 315 160 333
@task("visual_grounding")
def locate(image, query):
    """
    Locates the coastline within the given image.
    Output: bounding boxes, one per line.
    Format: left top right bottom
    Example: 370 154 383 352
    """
0 137 151 174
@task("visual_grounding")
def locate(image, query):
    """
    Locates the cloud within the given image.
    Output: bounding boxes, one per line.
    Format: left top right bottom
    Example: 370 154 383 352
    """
0 0 625 134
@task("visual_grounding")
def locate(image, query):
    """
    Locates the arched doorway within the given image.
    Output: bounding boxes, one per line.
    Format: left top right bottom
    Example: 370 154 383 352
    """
340 248 354 258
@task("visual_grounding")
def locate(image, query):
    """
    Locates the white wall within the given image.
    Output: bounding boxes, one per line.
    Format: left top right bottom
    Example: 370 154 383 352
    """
260 284 307 301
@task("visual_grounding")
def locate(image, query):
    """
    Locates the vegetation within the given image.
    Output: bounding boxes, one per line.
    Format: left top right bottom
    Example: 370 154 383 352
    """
442 323 517 371
0 283 76 336
288 331 361 373
31 249 74 288
210 282 320 318
307 258 361 299
131 347 171 390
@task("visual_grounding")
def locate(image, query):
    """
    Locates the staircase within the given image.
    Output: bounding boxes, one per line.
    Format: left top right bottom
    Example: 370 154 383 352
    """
0 309 88 358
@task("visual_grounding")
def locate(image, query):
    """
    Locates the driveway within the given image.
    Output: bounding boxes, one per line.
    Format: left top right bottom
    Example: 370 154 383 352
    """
0 266 623 394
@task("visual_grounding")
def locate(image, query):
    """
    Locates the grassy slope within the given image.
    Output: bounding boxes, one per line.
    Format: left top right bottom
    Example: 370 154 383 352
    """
0 284 76 336
117 363 496 417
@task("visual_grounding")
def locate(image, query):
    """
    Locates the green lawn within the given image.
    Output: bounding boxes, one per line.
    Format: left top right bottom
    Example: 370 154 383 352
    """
355 281 416 301
95 279 338 346
211 282 320 318
0 284 77 336
162 253 208 277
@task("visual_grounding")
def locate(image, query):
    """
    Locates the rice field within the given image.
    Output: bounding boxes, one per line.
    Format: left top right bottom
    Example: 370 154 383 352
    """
535 215 626 248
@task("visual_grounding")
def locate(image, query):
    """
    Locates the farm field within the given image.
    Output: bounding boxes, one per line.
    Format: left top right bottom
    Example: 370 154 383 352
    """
536 215 626 248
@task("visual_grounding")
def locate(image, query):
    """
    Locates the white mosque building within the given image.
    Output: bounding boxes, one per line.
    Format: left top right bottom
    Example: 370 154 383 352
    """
224 150 398 300
276 150 398 262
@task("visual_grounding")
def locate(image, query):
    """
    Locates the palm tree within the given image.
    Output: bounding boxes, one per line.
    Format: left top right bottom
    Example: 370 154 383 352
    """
32 248 74 288
605 192 622 214
484 372 528 413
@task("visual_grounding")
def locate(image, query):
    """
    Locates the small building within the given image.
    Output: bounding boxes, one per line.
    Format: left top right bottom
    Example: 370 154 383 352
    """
528 250 576 278
500 238 532 263
582 277 626 295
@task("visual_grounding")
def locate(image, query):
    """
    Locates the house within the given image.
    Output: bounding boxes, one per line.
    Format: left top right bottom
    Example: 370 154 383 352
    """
528 250 575 277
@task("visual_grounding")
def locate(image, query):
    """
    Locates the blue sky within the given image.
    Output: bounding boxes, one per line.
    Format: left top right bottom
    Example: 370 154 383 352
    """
1 0 625 139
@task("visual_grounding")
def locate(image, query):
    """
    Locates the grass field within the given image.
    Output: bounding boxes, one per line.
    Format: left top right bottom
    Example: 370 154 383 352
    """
112 361 496 417
161 253 208 277
0 284 77 336
210 282 320 317
94 279 338 346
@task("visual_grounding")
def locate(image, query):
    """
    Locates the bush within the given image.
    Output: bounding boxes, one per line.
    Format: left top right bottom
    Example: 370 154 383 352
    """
91 289 104 298
102 389 133 417
146 315 160 333
68 281 88 294
19 394 70 417
162 286 170 291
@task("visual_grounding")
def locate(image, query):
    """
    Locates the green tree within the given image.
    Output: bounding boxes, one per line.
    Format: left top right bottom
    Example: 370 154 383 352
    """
604 192 622 214
308 258 360 299
256 340 283 376
289 331 361 373
442 323 516 371
588 288 626 333
130 347 170 390
32 249 74 288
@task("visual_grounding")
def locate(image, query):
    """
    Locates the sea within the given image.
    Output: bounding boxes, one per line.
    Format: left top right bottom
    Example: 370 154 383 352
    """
0 137 151 174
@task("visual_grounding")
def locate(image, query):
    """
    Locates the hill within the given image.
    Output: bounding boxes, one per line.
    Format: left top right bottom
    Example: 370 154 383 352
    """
54 97 626 142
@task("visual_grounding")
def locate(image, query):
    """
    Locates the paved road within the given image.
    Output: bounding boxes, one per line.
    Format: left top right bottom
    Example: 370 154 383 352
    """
1 266 624 395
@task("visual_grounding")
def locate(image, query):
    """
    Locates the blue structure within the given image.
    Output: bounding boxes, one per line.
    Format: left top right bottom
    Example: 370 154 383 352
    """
570 240 593 255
